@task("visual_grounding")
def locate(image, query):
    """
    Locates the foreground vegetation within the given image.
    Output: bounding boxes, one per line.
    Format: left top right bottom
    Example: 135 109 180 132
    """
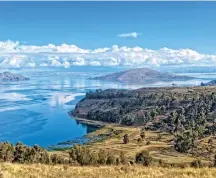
1 163 216 178
2 125 216 167
1 122 216 177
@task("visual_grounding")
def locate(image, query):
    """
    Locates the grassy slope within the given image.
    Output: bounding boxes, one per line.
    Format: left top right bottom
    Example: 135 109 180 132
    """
1 163 216 178
1 121 216 178
86 125 214 166
53 125 214 166
69 86 216 165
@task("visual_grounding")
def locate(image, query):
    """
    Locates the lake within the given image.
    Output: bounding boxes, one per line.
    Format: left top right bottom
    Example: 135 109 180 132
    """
0 66 214 147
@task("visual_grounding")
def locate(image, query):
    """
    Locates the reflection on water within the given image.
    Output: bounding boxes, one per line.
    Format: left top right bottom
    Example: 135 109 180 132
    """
0 66 212 147
74 120 99 134
49 93 85 107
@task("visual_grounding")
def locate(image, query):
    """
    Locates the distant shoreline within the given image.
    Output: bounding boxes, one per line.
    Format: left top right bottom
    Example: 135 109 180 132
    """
68 112 105 128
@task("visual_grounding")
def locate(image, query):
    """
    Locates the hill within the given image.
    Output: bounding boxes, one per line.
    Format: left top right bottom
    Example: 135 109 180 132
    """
71 86 216 128
91 68 195 83
71 86 216 154
201 80 216 86
0 72 29 81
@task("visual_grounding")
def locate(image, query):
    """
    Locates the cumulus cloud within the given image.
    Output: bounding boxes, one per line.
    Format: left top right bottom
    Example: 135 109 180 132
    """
118 32 141 38
0 40 216 68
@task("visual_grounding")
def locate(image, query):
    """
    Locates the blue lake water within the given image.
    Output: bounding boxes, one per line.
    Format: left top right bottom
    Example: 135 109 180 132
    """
0 66 214 147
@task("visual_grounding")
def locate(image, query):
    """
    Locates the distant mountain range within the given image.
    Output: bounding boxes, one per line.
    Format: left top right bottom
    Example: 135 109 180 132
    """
0 72 29 81
91 68 195 83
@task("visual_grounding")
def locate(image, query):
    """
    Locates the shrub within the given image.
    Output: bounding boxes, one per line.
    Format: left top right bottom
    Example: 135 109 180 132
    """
135 150 152 166
89 152 99 165
50 154 66 164
13 142 50 164
123 134 129 144
158 159 164 166
174 131 193 153
113 130 123 135
97 149 107 165
37 149 50 164
146 141 151 145
27 144 49 164
13 142 28 163
208 139 213 144
116 157 120 165
137 138 142 143
191 159 202 168
0 141 56 165
0 141 14 162
140 132 146 139
69 145 92 165
119 151 127 165
157 134 162 141
121 114 135 126
106 152 116 165
214 154 216 167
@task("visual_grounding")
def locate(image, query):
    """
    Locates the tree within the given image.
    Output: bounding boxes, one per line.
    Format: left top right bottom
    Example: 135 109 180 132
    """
14 142 27 163
69 145 92 165
121 114 135 126
140 132 146 139
97 149 107 165
0 141 14 162
50 154 65 164
150 109 157 119
106 152 116 165
213 118 216 135
174 131 193 153
160 105 166 113
191 159 202 168
123 134 129 144
135 150 152 166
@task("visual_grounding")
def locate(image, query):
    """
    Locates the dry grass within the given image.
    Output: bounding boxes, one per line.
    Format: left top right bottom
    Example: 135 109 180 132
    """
1 163 216 178
1 125 216 178
83 125 213 165
50 124 215 166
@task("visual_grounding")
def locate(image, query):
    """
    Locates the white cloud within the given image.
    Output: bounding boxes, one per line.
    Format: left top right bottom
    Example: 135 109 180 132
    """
62 61 70 68
0 40 216 68
91 47 110 53
49 59 62 67
71 57 86 66
118 32 141 38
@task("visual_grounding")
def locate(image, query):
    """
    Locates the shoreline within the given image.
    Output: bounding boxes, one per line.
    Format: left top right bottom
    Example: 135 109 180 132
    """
48 114 109 150
48 113 107 150
68 112 105 128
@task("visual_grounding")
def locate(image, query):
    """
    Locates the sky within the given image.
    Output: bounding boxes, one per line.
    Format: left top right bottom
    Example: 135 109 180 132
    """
0 2 216 68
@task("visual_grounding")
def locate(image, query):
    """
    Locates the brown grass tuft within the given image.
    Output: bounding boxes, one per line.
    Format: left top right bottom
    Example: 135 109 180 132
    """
1 163 216 178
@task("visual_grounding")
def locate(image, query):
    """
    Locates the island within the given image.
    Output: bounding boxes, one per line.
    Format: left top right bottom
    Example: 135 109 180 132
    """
201 80 216 86
90 68 195 83
0 72 29 81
